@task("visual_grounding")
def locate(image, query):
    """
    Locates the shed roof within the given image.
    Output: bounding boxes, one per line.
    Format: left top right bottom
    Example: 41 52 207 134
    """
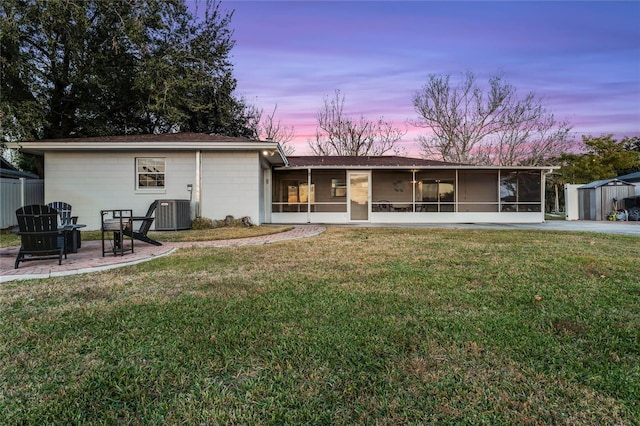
616 171 640 183
578 178 634 189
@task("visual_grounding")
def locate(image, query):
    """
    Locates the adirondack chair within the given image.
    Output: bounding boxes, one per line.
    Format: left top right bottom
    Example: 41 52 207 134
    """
47 201 82 252
15 205 67 268
46 201 78 225
123 201 162 246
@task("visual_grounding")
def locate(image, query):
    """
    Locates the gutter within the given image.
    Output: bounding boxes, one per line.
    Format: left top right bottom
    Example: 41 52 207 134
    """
6 141 288 154
275 143 289 167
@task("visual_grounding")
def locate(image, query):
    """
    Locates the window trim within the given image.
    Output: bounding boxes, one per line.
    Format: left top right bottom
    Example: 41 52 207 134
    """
135 157 166 192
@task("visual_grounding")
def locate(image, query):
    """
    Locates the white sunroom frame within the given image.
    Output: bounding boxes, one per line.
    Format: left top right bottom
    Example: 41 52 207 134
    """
270 166 556 224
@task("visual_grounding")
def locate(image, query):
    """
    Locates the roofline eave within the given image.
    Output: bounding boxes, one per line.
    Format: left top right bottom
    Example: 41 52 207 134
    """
275 165 561 171
6 141 281 150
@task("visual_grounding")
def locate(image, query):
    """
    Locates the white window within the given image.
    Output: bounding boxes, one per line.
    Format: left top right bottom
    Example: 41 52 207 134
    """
136 158 165 190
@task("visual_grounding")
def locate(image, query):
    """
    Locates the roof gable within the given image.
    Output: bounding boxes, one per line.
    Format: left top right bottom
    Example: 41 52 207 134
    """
579 178 634 189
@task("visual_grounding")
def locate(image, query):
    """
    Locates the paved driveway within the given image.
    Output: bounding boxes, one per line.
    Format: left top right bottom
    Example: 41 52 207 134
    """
487 220 640 236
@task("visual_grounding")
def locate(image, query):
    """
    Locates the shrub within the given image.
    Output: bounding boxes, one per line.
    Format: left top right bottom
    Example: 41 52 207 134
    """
191 217 215 230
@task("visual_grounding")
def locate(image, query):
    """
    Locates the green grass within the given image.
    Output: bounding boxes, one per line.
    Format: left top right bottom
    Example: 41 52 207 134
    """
1 227 639 424
0 225 293 248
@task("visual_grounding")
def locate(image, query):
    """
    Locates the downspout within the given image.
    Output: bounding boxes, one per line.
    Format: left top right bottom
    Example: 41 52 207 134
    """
20 178 26 207
195 150 202 218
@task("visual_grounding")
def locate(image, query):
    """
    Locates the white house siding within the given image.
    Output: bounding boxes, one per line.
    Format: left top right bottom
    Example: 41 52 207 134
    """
271 212 348 224
45 151 196 230
200 152 261 223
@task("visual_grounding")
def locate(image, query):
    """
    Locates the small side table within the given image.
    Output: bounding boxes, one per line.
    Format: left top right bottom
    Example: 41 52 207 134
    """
59 224 86 254
101 210 134 256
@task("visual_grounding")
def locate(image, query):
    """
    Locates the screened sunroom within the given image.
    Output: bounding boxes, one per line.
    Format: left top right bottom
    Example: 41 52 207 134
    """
271 156 551 224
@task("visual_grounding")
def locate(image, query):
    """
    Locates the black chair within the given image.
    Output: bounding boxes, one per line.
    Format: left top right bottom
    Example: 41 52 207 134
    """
46 201 77 225
15 205 67 268
47 201 83 252
123 201 162 246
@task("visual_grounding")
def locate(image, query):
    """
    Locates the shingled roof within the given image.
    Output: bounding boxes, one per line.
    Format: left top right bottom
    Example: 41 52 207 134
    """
0 157 39 179
23 132 258 144
286 156 461 167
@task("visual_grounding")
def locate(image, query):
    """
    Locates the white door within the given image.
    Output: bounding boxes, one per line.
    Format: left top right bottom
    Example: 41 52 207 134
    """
348 171 370 221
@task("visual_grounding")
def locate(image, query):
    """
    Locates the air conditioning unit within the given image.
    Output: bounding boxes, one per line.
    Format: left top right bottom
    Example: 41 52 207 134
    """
155 199 191 231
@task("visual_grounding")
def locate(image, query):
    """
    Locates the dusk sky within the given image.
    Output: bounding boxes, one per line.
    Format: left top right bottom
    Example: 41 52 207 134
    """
208 1 640 156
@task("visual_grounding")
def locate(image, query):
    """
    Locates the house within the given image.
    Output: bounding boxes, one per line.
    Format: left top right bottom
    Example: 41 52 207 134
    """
8 133 286 230
8 133 555 229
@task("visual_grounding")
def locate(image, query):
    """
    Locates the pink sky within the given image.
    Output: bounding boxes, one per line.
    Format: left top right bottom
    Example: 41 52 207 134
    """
202 1 640 156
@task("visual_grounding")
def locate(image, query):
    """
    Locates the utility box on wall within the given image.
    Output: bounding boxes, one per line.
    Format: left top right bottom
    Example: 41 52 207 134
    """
155 199 191 230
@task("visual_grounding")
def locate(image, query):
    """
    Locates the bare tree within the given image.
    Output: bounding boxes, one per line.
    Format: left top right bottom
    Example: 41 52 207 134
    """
412 72 573 165
309 90 406 156
256 104 296 155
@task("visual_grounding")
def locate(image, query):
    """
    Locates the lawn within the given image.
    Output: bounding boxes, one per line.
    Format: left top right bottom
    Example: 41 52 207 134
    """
0 225 294 248
1 227 638 425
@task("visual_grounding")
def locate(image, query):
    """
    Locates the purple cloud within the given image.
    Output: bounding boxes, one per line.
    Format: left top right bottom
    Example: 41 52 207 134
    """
205 0 640 154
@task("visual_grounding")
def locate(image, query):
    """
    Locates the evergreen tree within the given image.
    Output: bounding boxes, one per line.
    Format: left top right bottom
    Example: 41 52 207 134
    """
1 0 255 144
559 135 640 183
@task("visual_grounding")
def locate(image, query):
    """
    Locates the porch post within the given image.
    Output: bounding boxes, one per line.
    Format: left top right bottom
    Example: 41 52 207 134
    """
542 169 552 222
497 170 501 212
412 170 416 211
307 168 311 223
455 170 459 212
